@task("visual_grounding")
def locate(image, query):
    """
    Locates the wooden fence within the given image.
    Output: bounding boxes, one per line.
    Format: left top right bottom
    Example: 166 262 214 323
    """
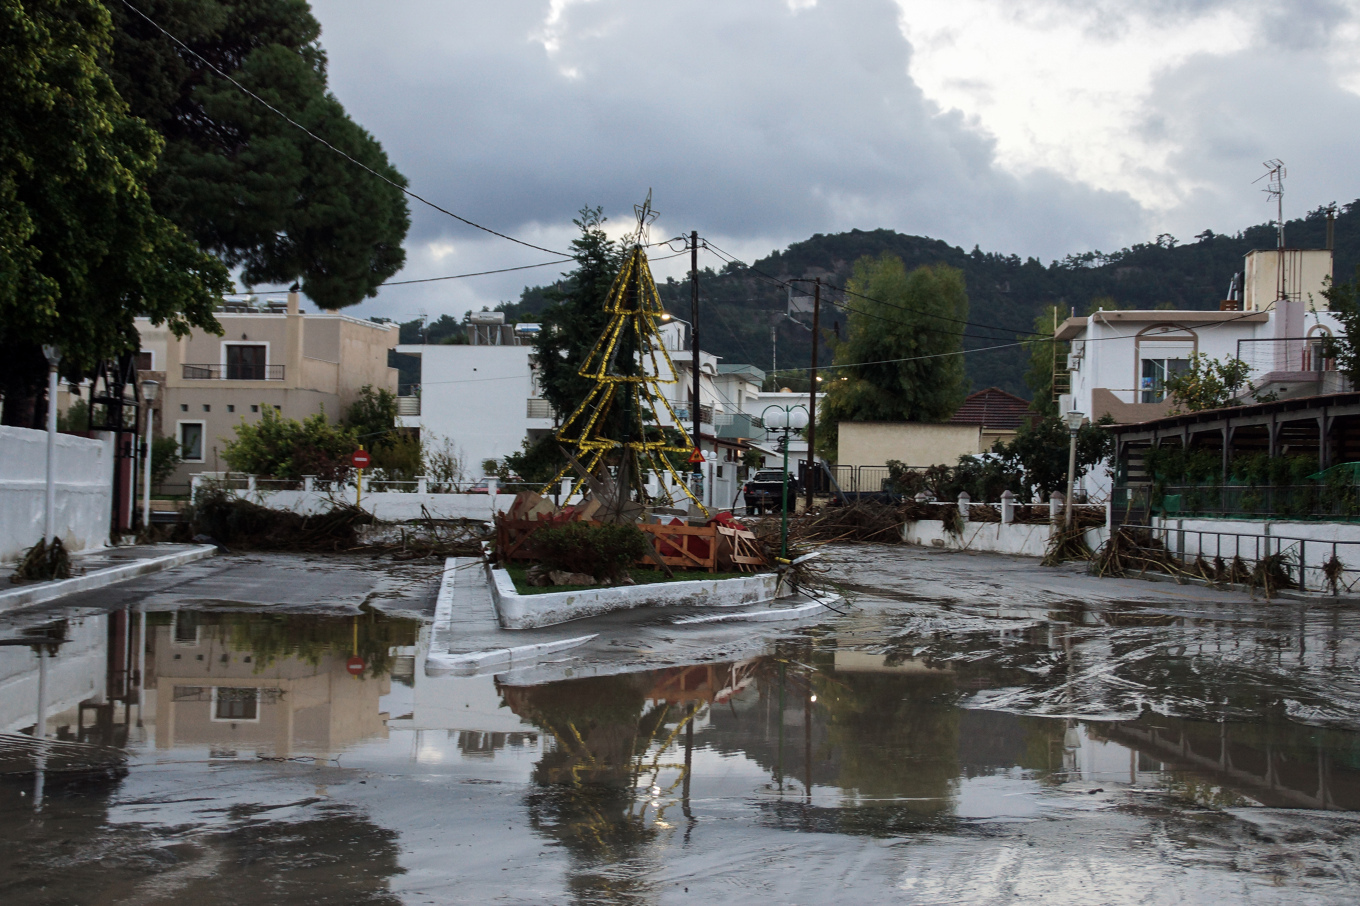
494 518 768 573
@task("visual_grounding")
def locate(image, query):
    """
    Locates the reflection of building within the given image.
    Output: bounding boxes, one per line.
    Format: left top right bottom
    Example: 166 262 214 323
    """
1095 716 1360 810
151 615 390 756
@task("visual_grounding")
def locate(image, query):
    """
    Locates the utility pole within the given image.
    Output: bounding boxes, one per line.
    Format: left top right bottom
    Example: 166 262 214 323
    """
805 279 820 512
690 230 702 481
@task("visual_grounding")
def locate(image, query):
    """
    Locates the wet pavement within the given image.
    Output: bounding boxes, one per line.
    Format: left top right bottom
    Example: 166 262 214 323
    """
2 547 1360 904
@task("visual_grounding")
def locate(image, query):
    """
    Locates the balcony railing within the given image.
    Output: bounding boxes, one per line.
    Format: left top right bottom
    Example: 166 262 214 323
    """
183 363 285 381
673 404 714 425
397 396 420 416
526 398 553 419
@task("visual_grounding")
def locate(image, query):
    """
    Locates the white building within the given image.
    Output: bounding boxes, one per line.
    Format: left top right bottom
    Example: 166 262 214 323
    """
394 314 551 476
1059 246 1346 497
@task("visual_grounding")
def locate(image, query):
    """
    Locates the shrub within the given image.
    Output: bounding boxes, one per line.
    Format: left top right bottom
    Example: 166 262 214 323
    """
531 522 652 583
221 406 359 481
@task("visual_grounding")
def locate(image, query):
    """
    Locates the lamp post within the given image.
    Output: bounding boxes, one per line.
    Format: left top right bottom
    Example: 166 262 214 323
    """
1064 407 1085 528
662 312 704 498
41 345 61 545
140 380 159 531
761 403 809 558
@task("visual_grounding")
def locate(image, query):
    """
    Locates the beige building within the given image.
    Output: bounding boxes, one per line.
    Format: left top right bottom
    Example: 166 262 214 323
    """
836 388 1033 468
135 292 399 486
150 614 391 756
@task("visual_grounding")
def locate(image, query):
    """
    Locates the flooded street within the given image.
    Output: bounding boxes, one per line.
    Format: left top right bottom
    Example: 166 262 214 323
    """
3 548 1360 904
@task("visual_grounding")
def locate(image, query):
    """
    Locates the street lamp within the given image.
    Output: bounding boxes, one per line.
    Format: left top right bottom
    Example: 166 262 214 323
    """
140 380 159 531
761 403 809 558
660 312 703 488
41 345 61 545
1064 407 1085 528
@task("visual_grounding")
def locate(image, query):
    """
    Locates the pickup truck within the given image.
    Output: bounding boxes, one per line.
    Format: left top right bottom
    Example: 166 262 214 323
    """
743 469 800 514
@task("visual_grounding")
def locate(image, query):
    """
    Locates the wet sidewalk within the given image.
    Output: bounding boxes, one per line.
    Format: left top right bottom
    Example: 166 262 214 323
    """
0 543 215 612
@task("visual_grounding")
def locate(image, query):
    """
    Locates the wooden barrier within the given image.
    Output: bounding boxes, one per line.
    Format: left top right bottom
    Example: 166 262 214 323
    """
494 518 768 574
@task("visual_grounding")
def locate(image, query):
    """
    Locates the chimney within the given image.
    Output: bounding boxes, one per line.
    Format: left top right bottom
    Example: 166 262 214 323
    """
286 290 300 315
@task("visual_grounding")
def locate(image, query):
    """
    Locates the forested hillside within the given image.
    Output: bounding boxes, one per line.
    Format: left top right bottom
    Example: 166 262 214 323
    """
485 201 1359 399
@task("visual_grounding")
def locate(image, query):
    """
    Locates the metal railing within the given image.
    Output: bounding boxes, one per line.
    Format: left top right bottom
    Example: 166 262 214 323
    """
526 398 552 419
182 363 285 380
397 396 420 416
1119 523 1360 595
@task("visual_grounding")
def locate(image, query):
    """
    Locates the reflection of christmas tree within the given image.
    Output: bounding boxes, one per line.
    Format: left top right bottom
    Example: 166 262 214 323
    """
548 231 703 510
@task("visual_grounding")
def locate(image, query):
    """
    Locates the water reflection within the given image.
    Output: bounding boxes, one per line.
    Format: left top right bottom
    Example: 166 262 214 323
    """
3 602 1360 903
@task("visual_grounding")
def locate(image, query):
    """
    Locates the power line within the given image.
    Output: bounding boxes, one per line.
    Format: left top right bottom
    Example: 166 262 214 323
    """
117 0 570 258
701 239 1044 339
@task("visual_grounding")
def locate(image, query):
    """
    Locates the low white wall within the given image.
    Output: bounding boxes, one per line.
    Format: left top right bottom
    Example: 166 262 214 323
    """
1149 516 1360 588
903 519 1107 558
211 487 516 521
0 426 113 564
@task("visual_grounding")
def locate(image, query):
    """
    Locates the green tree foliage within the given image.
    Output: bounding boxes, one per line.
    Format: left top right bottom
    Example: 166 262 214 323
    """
105 0 409 308
1321 268 1360 386
1161 352 1255 413
816 256 969 458
220 405 358 480
1022 304 1063 417
535 207 624 421
996 415 1114 501
343 384 398 446
150 434 182 487
1 0 229 424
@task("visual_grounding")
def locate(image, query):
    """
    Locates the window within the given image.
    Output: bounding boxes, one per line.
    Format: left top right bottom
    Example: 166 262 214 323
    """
136 351 154 371
225 343 268 380
178 421 205 462
1140 357 1189 403
202 404 210 412
250 405 259 413
227 404 235 413
212 687 259 722
180 404 188 412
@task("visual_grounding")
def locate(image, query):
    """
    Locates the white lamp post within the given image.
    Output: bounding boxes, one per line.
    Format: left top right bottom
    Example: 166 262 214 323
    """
41 345 61 545
761 403 810 558
1064 408 1085 528
140 380 159 531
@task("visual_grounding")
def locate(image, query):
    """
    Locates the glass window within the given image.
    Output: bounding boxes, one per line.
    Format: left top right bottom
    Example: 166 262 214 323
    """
214 688 258 721
226 344 267 380
179 423 204 461
1140 357 1189 403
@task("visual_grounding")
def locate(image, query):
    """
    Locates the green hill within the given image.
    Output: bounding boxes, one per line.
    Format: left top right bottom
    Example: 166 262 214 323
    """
490 201 1359 399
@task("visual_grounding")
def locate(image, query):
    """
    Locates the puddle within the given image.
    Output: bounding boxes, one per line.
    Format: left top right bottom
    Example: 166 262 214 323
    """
2 550 1360 903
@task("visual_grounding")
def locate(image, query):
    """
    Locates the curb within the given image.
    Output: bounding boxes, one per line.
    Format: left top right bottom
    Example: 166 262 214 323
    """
671 596 833 625
0 545 217 612
425 634 599 677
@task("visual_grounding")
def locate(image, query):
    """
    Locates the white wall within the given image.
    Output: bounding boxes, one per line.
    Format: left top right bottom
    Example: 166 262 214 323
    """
397 344 548 474
211 485 517 521
1150 516 1360 591
0 426 113 564
0 614 108 734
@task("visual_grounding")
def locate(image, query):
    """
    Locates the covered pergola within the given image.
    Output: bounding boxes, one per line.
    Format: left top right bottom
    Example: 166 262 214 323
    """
1111 392 1360 489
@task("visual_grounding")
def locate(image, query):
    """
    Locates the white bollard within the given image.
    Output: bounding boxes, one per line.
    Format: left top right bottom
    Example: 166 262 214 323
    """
1000 489 1015 525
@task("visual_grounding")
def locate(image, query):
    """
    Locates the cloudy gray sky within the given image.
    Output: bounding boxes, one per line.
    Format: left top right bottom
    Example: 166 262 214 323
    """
297 0 1360 322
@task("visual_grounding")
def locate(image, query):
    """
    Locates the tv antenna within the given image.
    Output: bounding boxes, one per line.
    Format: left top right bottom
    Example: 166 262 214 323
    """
1255 159 1286 248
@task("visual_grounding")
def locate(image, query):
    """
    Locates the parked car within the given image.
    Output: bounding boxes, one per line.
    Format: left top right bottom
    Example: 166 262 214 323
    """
743 469 799 513
465 478 491 494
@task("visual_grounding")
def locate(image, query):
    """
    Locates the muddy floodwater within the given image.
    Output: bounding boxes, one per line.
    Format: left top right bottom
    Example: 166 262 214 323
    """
3 548 1360 904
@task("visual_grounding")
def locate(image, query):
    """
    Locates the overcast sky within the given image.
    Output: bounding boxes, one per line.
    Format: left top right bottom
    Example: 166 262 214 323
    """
295 0 1360 322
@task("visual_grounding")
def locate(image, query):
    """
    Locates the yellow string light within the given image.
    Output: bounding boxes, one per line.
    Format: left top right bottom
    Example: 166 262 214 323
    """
546 244 707 514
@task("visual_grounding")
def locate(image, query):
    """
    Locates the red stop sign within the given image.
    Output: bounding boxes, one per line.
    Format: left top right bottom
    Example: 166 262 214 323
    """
346 655 365 676
351 450 372 469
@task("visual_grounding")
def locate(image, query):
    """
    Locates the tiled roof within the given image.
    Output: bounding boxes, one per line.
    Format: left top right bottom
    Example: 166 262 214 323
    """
948 387 1033 429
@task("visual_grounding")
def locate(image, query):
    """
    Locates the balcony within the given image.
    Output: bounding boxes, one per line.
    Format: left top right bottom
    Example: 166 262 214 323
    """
526 398 553 419
397 396 420 416
673 404 714 425
183 363 285 381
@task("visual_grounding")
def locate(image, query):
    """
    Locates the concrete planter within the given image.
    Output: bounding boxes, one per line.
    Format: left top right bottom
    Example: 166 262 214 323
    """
486 560 781 630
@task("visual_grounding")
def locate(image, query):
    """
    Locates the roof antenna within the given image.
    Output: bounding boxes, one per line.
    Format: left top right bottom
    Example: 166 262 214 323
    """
1255 159 1286 249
